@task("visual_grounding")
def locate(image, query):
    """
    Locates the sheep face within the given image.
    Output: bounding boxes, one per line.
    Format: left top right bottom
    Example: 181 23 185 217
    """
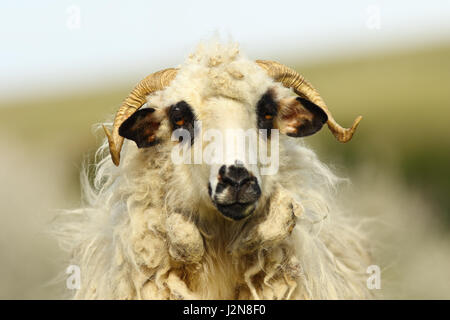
118 43 327 221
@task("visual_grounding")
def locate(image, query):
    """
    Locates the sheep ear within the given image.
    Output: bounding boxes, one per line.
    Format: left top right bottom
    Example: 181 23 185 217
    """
277 97 328 137
118 108 162 148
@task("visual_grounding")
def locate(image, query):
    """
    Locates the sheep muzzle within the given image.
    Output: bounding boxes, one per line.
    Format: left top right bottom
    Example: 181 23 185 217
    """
209 164 261 221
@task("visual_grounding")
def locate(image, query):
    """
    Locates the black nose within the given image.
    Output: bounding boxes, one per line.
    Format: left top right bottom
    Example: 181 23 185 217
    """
213 164 261 221
219 164 252 188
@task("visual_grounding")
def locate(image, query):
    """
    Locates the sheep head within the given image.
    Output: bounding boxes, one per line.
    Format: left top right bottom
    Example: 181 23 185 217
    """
103 44 362 221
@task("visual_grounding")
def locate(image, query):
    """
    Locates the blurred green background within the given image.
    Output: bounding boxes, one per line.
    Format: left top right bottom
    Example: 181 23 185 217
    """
1 1 450 299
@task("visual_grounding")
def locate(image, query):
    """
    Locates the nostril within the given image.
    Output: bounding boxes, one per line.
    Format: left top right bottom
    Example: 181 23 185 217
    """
227 165 250 181
218 165 226 178
222 176 238 188
239 176 257 187
219 165 254 189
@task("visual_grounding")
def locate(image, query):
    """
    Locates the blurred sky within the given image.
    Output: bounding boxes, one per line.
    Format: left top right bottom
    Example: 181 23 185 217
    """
1 0 450 99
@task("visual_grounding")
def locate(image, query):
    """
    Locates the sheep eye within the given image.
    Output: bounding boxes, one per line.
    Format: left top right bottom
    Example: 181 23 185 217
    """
168 101 196 144
256 91 278 135
169 101 195 128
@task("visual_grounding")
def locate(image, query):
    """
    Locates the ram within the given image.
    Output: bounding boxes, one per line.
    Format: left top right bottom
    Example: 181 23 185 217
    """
55 41 371 299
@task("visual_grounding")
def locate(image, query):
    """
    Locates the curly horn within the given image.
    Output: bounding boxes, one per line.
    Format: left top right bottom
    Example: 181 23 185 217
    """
103 68 178 166
256 60 362 142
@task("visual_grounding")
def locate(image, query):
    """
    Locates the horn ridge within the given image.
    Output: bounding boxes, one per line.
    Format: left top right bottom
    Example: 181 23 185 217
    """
104 68 178 166
256 60 361 143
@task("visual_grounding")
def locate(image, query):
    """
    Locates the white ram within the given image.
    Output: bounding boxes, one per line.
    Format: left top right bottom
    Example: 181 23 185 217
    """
55 41 370 299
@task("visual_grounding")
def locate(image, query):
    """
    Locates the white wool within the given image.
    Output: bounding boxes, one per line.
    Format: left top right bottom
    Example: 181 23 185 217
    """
53 40 373 299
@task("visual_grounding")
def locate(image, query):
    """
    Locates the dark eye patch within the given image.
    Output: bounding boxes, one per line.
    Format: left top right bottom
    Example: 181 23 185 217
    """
168 101 196 144
118 108 161 148
256 90 278 137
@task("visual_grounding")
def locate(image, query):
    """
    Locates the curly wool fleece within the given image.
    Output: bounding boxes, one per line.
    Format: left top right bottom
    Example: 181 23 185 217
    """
54 41 373 300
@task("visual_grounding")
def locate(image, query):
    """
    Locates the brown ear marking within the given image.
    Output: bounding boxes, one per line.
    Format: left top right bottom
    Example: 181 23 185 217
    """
119 108 162 148
277 97 328 137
